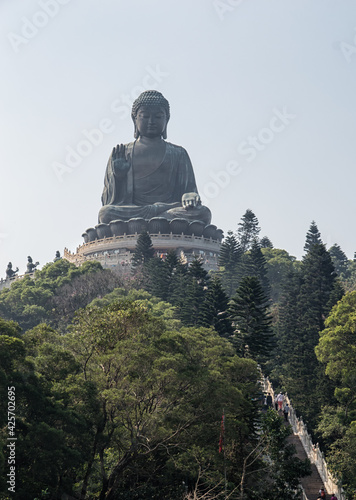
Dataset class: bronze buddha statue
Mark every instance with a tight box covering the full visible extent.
[98,90,211,225]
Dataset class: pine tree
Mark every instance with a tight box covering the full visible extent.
[177,257,209,326]
[229,276,274,369]
[144,257,171,301]
[329,244,350,277]
[244,239,271,299]
[275,243,343,427]
[199,277,233,338]
[260,236,273,248]
[131,232,155,270]
[218,231,243,297]
[304,221,322,253]
[237,209,261,252]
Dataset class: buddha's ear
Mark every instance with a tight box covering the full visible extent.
[134,123,140,139]
[162,123,167,140]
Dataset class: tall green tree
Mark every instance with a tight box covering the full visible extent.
[261,248,298,303]
[275,243,343,426]
[131,231,155,270]
[229,276,274,369]
[218,231,243,297]
[199,276,233,338]
[237,209,261,252]
[260,236,273,248]
[178,257,209,326]
[65,300,260,500]
[315,291,356,494]
[245,239,271,299]
[329,243,350,278]
[304,220,322,253]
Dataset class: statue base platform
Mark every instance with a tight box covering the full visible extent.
[64,232,221,272]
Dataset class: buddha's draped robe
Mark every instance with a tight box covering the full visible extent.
[98,141,211,224]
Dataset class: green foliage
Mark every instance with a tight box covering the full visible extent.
[131,231,155,270]
[329,243,350,278]
[255,410,311,499]
[274,243,341,428]
[260,236,273,248]
[229,276,275,370]
[244,239,271,298]
[199,276,234,338]
[316,291,356,407]
[175,257,209,327]
[0,259,121,332]
[304,220,322,253]
[218,231,243,297]
[65,300,260,499]
[0,320,89,500]
[262,248,298,303]
[237,209,261,252]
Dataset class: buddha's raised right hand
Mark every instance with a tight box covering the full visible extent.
[111,144,130,176]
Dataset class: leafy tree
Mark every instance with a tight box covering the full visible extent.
[0,320,89,500]
[315,292,356,494]
[0,259,118,332]
[229,276,274,369]
[304,220,322,253]
[255,410,311,499]
[237,209,261,252]
[65,300,260,499]
[316,291,356,412]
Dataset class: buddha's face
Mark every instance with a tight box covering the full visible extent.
[135,105,167,138]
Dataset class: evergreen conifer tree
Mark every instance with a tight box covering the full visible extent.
[229,276,274,369]
[329,243,350,277]
[260,236,273,248]
[237,209,261,252]
[304,221,322,253]
[275,243,343,427]
[218,231,243,297]
[131,232,155,271]
[245,239,271,299]
[177,257,209,326]
[199,277,234,338]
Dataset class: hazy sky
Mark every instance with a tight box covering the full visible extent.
[1,0,356,276]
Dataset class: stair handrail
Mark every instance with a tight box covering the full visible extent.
[262,377,346,500]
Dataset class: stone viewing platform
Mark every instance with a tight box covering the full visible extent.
[64,227,221,272]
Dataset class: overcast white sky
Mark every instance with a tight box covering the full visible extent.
[1,0,356,276]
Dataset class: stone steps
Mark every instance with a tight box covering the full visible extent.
[287,432,328,499]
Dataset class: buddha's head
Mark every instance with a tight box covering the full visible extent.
[131,90,170,139]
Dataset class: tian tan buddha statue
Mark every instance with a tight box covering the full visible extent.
[98,90,211,225]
